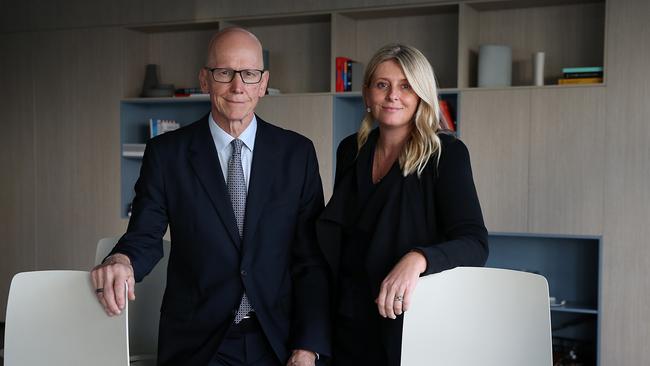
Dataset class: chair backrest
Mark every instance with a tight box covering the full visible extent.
[4,270,129,366]
[401,267,552,366]
[96,237,170,363]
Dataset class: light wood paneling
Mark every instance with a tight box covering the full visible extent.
[460,89,530,232]
[331,13,357,92]
[147,28,217,91]
[601,0,650,364]
[123,29,150,98]
[241,21,331,93]
[457,3,479,88]
[351,11,459,88]
[1,0,459,32]
[475,2,605,86]
[33,28,126,271]
[0,33,36,321]
[256,95,334,200]
[528,86,605,235]
[32,30,79,270]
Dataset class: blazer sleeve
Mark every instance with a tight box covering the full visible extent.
[414,136,489,275]
[289,141,332,357]
[110,139,168,282]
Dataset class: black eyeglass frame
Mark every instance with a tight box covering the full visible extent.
[204,67,266,84]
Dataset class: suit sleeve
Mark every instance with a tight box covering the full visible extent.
[110,140,168,282]
[414,137,489,275]
[289,142,331,357]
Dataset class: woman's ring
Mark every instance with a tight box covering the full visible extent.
[394,295,404,302]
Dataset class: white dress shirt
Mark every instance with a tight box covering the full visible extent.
[208,113,257,189]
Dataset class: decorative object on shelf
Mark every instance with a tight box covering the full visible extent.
[533,51,545,86]
[141,64,175,97]
[549,296,567,307]
[558,66,604,85]
[478,44,512,87]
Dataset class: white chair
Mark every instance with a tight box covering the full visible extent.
[96,237,170,366]
[401,267,552,366]
[3,270,129,366]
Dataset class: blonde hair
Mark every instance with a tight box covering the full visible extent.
[357,43,443,177]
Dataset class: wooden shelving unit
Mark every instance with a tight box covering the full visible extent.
[119,2,607,363]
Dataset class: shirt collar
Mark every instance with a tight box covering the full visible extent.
[208,113,257,154]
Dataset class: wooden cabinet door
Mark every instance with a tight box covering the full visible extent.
[529,86,606,235]
[460,89,531,233]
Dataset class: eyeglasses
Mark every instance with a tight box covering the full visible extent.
[204,67,265,84]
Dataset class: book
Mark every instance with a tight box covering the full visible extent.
[564,71,603,79]
[348,61,364,92]
[335,57,350,92]
[558,77,603,85]
[562,66,603,74]
[149,119,180,138]
[438,100,456,132]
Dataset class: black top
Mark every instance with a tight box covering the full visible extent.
[316,128,488,364]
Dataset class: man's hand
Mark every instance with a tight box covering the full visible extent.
[90,253,136,316]
[375,251,427,319]
[286,349,317,366]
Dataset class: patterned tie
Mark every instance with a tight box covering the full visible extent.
[228,139,253,323]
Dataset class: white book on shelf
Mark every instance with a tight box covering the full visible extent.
[122,143,145,158]
[149,118,180,138]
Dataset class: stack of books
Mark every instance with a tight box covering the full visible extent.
[335,57,363,92]
[558,67,603,85]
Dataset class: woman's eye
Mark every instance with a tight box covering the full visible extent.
[401,84,411,89]
[376,81,388,89]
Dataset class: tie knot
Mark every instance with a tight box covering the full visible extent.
[231,139,244,156]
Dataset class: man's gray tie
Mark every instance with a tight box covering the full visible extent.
[228,139,253,323]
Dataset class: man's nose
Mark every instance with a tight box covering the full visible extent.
[229,72,245,92]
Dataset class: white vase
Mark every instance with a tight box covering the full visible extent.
[478,44,512,87]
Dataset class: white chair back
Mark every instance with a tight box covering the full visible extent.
[96,237,170,365]
[401,267,552,366]
[4,270,129,366]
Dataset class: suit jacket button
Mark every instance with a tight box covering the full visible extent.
[240,270,247,276]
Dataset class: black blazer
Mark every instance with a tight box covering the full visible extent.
[317,130,488,363]
[111,115,330,365]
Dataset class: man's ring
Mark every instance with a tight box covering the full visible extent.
[394,295,404,302]
[95,288,104,294]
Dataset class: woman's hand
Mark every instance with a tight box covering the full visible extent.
[375,251,427,319]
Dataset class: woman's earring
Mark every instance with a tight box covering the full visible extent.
[366,107,371,113]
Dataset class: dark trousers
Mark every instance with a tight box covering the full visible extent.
[332,313,388,366]
[210,315,281,366]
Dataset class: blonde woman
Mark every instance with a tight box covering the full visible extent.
[317,44,488,365]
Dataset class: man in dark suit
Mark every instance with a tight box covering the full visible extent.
[91,27,330,366]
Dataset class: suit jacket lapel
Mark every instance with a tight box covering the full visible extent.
[242,117,276,257]
[188,117,241,250]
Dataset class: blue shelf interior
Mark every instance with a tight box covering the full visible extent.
[120,100,211,217]
[486,233,600,365]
